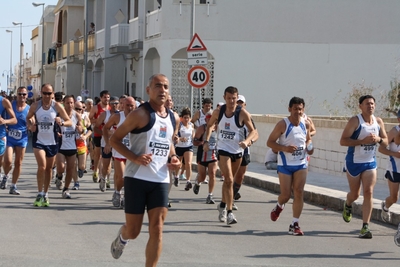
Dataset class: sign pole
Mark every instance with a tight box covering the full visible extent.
[189,0,195,113]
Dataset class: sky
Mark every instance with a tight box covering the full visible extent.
[0,0,57,91]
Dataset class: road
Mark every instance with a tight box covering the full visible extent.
[1,146,400,267]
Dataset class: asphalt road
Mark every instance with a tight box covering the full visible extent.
[1,147,400,267]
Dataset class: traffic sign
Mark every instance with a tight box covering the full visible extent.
[187,66,210,88]
[187,33,208,66]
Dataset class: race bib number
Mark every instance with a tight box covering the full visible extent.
[8,129,22,140]
[360,144,376,155]
[64,131,76,139]
[220,130,235,140]
[291,146,305,161]
[38,122,53,133]
[149,141,169,162]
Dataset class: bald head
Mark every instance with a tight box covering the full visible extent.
[124,96,136,112]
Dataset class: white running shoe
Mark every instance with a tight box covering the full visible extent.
[217,205,227,222]
[381,201,391,223]
[227,212,237,225]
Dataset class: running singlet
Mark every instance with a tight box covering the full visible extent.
[112,112,130,159]
[387,125,400,173]
[0,96,7,138]
[34,100,58,146]
[345,114,380,164]
[194,109,210,128]
[60,111,78,150]
[101,110,118,148]
[124,102,175,183]
[277,117,307,166]
[217,105,244,154]
[176,122,194,148]
[7,101,29,143]
[94,103,110,137]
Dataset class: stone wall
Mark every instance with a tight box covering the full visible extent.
[250,115,396,180]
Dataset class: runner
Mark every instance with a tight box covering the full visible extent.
[89,90,110,182]
[203,86,256,225]
[55,95,83,199]
[96,96,119,191]
[340,94,387,239]
[193,111,218,204]
[26,84,72,207]
[103,96,136,207]
[267,96,314,236]
[109,74,180,264]
[1,86,26,194]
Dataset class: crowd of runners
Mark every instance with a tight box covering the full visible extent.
[1,75,400,266]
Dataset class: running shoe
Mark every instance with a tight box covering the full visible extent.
[92,172,99,183]
[173,177,179,187]
[232,203,238,211]
[359,225,372,239]
[55,176,64,190]
[42,196,50,207]
[112,192,121,207]
[203,178,209,184]
[100,177,106,192]
[217,205,227,222]
[342,202,352,223]
[206,195,215,204]
[220,174,224,181]
[110,227,126,259]
[193,183,200,194]
[78,169,84,178]
[9,185,20,195]
[179,174,186,180]
[227,212,237,225]
[234,192,241,200]
[270,204,283,221]
[72,182,80,190]
[289,222,304,236]
[0,175,8,189]
[106,178,111,189]
[381,201,391,223]
[184,181,192,191]
[62,189,71,199]
[394,223,400,246]
[33,194,43,207]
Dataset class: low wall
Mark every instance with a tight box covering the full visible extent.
[250,115,395,181]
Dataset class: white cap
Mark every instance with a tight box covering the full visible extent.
[237,95,246,103]
[76,96,83,102]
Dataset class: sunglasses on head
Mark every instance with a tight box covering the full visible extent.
[18,93,27,96]
[42,92,52,96]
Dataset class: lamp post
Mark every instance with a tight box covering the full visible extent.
[5,30,12,93]
[12,21,22,87]
[32,2,45,85]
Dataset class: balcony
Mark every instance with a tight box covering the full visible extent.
[109,23,130,54]
[62,43,67,59]
[96,29,105,51]
[146,8,162,38]
[129,17,142,52]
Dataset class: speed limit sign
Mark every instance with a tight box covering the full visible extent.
[187,66,210,88]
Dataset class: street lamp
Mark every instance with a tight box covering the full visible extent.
[5,30,12,94]
[32,2,45,85]
[12,21,22,87]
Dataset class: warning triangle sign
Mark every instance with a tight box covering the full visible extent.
[187,33,207,52]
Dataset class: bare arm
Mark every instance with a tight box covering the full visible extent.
[193,125,206,146]
[55,103,72,127]
[239,110,256,149]
[267,119,297,153]
[94,112,106,135]
[2,98,17,125]
[103,113,119,153]
[378,127,400,157]
[89,105,98,124]
[203,109,219,152]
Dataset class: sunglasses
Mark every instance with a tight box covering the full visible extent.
[42,92,53,96]
[82,106,86,109]
[110,102,119,105]
[18,93,27,96]
[75,108,82,111]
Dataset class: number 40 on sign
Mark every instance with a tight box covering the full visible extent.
[187,66,210,88]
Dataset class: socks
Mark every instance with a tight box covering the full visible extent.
[233,182,241,196]
[120,234,128,245]
[220,202,226,208]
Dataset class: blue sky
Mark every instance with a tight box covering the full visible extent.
[0,0,57,91]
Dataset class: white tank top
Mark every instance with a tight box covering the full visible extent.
[345,114,379,164]
[112,112,130,159]
[101,110,114,148]
[124,103,175,183]
[277,117,307,166]
[217,107,244,154]
[176,122,194,148]
[387,126,400,173]
[60,111,78,150]
[35,101,58,146]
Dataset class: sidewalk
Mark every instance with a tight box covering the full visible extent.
[192,161,400,226]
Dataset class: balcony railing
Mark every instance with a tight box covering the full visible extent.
[96,29,105,50]
[69,39,77,57]
[88,34,95,51]
[78,36,84,55]
[129,17,139,43]
[146,8,162,38]
[62,43,68,59]
[110,23,129,46]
